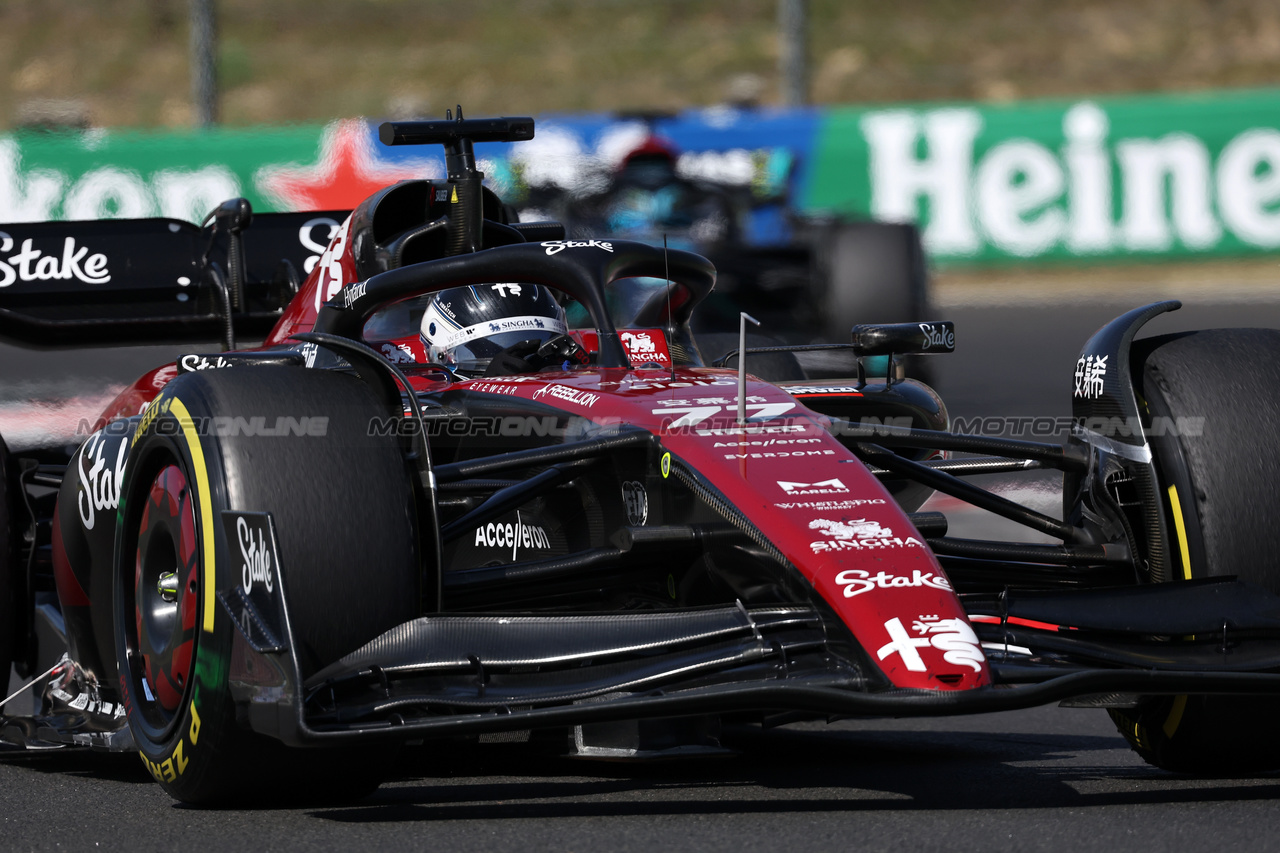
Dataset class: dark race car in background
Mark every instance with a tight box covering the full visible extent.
[514,112,930,366]
[2,115,1280,805]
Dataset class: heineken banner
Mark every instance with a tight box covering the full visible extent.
[4,87,1280,266]
[808,88,1280,265]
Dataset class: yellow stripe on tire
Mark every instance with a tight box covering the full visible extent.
[1162,694,1188,739]
[1163,488,1192,743]
[1167,484,1193,582]
[168,398,218,634]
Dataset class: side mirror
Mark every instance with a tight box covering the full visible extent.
[850,321,954,356]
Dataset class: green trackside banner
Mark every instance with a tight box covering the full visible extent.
[5,88,1280,265]
[805,88,1280,265]
[0,121,372,226]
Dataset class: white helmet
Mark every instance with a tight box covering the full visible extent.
[420,282,567,375]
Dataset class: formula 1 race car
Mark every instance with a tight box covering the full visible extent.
[529,120,929,350]
[3,114,1280,805]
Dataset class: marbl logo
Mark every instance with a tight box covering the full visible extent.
[778,478,846,494]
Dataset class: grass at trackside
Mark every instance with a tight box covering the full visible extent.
[3,0,1280,130]
[933,257,1280,306]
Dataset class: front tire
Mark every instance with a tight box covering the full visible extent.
[1109,328,1280,773]
[114,366,419,803]
[0,437,17,695]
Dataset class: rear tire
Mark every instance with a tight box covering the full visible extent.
[114,366,419,804]
[810,221,929,341]
[1109,328,1280,773]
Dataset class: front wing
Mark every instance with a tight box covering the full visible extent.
[225,547,1280,747]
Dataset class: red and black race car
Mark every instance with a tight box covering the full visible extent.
[2,115,1280,804]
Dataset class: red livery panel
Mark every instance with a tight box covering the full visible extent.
[456,368,987,689]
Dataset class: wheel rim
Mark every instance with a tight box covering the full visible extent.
[130,463,199,728]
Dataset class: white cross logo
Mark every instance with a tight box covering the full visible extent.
[876,617,931,672]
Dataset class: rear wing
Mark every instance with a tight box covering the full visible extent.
[0,206,347,346]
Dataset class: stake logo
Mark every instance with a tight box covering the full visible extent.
[178,354,232,372]
[835,568,952,598]
[237,516,274,595]
[0,233,110,286]
[541,239,614,255]
[78,432,128,531]
[918,322,955,350]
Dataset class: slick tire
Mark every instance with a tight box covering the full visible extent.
[0,436,16,693]
[1109,328,1280,773]
[114,366,418,804]
[811,221,929,341]
[697,332,806,382]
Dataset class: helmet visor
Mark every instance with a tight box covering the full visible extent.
[432,315,568,374]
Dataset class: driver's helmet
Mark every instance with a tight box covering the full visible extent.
[618,135,681,190]
[419,282,567,375]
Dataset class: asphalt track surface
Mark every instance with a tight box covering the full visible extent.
[4,292,1280,851]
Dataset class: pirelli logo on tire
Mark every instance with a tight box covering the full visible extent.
[132,395,172,447]
[140,700,202,784]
